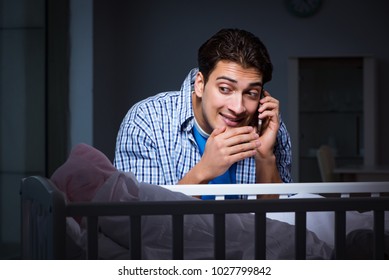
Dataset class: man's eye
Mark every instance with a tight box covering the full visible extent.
[219,87,231,94]
[247,91,259,98]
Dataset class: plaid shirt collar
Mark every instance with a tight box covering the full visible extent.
[178,68,198,133]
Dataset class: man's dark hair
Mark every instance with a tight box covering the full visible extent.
[198,28,273,85]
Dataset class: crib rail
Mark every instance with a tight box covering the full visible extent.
[67,198,389,260]
[162,181,389,198]
[21,176,389,260]
[20,176,67,259]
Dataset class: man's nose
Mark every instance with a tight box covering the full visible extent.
[228,94,246,114]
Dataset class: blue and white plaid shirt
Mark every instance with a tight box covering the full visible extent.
[114,68,292,185]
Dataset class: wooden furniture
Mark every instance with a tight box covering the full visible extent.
[333,165,389,182]
[21,176,389,260]
[316,145,339,182]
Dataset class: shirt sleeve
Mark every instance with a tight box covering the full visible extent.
[274,119,293,183]
[113,110,168,185]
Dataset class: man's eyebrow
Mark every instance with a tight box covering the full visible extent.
[216,76,238,83]
[248,81,263,87]
[216,76,263,87]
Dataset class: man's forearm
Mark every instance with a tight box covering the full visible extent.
[255,154,282,183]
[255,154,282,199]
[178,163,212,185]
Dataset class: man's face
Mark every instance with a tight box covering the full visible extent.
[194,60,263,134]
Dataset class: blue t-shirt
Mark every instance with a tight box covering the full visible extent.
[192,122,239,200]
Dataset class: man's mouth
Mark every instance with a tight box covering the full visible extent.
[220,113,244,127]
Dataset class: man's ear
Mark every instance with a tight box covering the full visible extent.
[194,72,205,98]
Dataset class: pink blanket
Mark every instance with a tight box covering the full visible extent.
[51,143,119,203]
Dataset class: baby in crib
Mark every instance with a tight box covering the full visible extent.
[51,143,388,259]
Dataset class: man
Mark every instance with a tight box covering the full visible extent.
[114,28,292,196]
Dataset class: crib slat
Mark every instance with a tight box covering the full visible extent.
[86,216,98,259]
[130,215,142,259]
[214,214,226,259]
[172,215,184,259]
[31,204,39,258]
[334,211,346,259]
[295,212,306,260]
[373,210,385,259]
[255,212,266,260]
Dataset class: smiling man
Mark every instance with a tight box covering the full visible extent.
[114,28,292,198]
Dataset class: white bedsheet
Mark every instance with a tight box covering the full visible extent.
[56,144,387,259]
[67,172,332,259]
[267,193,389,248]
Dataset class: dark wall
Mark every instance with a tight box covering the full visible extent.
[92,0,281,161]
[93,0,389,163]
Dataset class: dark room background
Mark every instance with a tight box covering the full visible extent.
[1,0,389,258]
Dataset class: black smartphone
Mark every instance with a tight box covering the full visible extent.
[257,89,265,134]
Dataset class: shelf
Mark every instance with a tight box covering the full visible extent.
[0,27,44,30]
[300,110,362,114]
[288,56,376,182]
[300,156,363,160]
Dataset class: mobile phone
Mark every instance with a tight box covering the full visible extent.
[257,89,265,134]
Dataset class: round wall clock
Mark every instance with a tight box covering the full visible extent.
[285,0,322,18]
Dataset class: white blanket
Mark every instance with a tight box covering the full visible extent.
[68,171,332,259]
[267,193,389,248]
[57,144,386,259]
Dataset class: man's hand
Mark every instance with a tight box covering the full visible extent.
[199,126,260,181]
[255,90,280,159]
[179,126,260,184]
[254,90,283,184]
